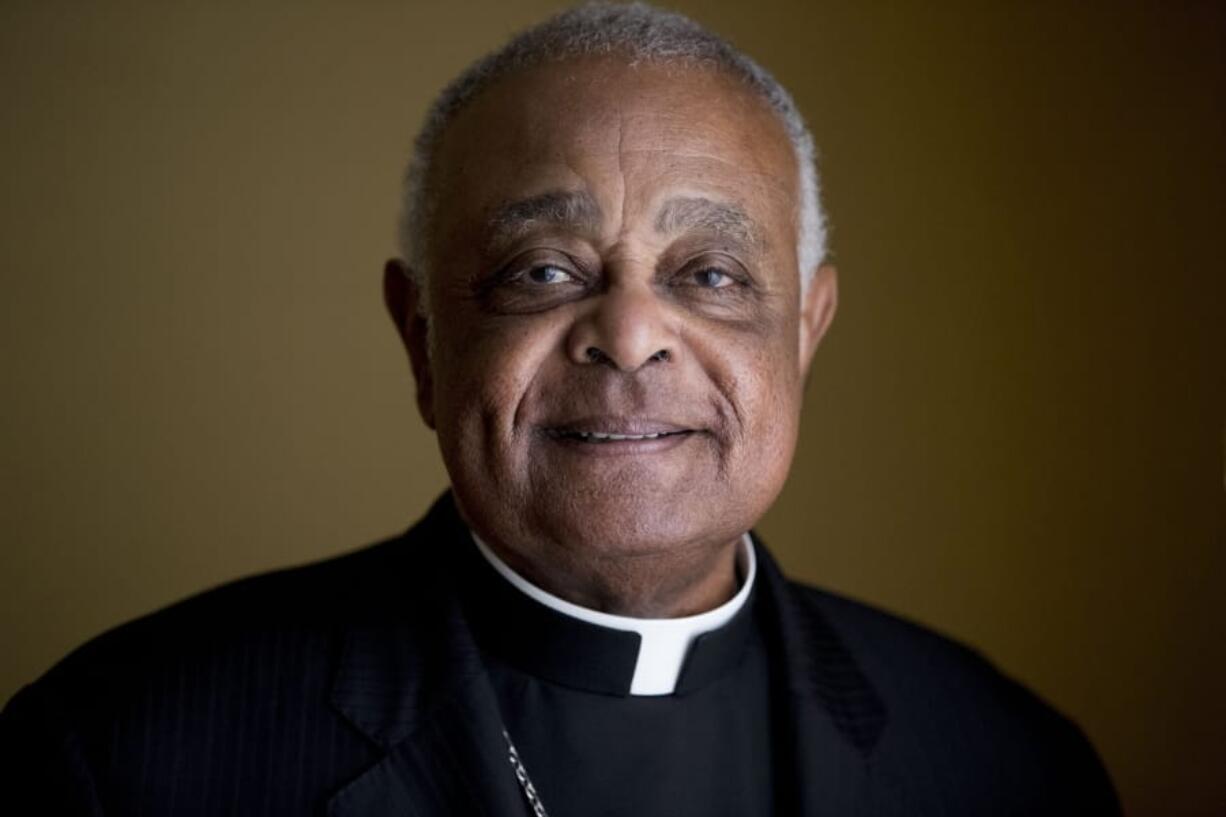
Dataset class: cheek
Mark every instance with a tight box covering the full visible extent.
[703,322,804,472]
[432,312,566,449]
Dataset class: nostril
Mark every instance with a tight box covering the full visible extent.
[583,346,669,367]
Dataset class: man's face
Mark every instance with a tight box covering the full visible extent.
[393,57,835,593]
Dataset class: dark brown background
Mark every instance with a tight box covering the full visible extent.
[2,2,1223,814]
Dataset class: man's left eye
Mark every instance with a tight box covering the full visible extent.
[692,268,735,288]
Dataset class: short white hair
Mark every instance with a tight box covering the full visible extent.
[398,1,827,302]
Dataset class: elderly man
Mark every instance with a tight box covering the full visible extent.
[1,3,1119,815]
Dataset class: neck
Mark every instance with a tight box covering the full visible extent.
[466,529,758,696]
[479,535,742,618]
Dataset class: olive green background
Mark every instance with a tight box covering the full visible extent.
[2,1,1223,813]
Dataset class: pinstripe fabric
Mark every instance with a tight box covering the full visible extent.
[775,577,1121,816]
[1,492,1120,815]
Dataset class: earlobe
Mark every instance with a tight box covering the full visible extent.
[798,263,838,373]
[383,259,436,429]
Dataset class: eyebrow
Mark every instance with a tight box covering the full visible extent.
[483,190,603,252]
[481,190,766,255]
[654,196,766,253]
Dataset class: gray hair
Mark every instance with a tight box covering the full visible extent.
[398,1,827,303]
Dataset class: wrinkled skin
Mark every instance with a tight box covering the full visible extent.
[385,56,837,616]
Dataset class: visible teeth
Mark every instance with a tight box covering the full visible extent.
[568,431,669,441]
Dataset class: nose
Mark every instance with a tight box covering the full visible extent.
[566,283,676,372]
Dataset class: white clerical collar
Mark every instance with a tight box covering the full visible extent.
[470,532,757,696]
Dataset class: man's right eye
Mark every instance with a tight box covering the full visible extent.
[523,264,575,285]
[479,255,588,314]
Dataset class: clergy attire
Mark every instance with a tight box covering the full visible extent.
[466,531,774,815]
[0,492,1121,815]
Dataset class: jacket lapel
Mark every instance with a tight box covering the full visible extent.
[753,537,890,815]
[326,495,527,817]
[328,671,524,817]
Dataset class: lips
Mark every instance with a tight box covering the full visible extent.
[545,428,692,443]
[540,417,700,444]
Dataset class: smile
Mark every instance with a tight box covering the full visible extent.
[546,429,692,443]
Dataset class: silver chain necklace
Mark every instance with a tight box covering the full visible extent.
[502,728,551,817]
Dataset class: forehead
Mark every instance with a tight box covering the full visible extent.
[427,56,798,244]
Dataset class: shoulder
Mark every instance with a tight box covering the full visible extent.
[789,577,1076,737]
[3,520,439,731]
[0,524,441,804]
[4,493,470,733]
[785,579,1120,812]
[790,579,1013,697]
[48,531,411,681]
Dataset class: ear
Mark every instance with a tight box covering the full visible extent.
[798,263,838,374]
[383,259,436,429]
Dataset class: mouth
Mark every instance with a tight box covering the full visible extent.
[544,428,693,444]
[539,418,702,453]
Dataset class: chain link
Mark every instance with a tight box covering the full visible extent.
[502,728,550,817]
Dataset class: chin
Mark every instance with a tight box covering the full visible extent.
[537,491,746,558]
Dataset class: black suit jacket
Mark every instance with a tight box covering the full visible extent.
[1,493,1120,815]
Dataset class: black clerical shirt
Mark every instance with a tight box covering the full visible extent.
[458,536,777,816]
